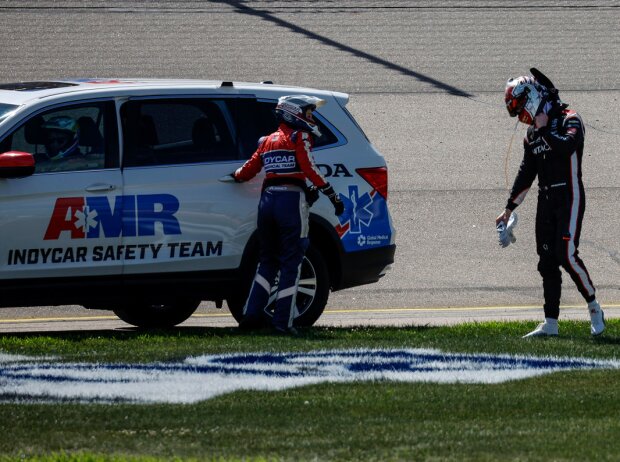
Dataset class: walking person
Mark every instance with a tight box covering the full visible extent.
[230,95,344,335]
[497,69,605,337]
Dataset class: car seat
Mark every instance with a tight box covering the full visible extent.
[192,117,216,155]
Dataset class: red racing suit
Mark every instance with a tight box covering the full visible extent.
[234,123,328,190]
[506,106,596,319]
[233,123,330,330]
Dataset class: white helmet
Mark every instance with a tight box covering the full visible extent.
[275,95,326,138]
[504,76,548,125]
[42,115,80,160]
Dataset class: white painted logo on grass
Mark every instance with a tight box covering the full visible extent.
[1,349,618,404]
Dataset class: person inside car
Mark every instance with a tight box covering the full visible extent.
[42,115,81,161]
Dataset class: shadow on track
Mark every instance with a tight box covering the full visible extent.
[215,0,473,97]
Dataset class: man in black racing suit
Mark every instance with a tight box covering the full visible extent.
[497,71,605,338]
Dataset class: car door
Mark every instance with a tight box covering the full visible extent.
[119,96,262,277]
[0,100,123,282]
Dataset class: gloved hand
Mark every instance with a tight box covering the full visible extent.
[332,195,345,216]
[497,211,518,248]
[305,186,320,206]
[218,172,241,183]
[320,184,345,216]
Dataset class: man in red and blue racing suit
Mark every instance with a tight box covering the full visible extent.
[497,70,604,338]
[232,95,344,335]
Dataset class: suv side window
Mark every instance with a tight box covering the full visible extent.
[0,101,118,174]
[121,99,238,167]
[235,99,340,159]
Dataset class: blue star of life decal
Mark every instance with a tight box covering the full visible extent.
[339,185,374,234]
[336,185,392,251]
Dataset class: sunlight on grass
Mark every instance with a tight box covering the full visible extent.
[1,321,618,461]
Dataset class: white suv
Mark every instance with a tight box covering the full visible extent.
[0,79,395,327]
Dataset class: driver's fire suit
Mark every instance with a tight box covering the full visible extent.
[506,106,596,319]
[233,123,329,330]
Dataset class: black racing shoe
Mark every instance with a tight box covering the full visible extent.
[238,315,263,331]
[272,325,299,337]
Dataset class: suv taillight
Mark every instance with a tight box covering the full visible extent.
[356,167,388,200]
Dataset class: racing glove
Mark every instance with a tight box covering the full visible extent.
[497,212,518,248]
[218,173,239,183]
[305,185,320,206]
[320,184,344,216]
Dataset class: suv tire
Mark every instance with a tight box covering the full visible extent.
[227,243,330,327]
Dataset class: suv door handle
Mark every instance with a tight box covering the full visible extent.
[85,183,117,192]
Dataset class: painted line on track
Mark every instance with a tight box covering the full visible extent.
[322,304,620,314]
[0,303,619,324]
[0,315,120,324]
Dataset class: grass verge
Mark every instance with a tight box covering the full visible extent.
[0,320,619,461]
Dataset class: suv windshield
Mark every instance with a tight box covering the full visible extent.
[0,103,18,123]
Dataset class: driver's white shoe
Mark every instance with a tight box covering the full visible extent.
[523,319,559,338]
[589,301,605,336]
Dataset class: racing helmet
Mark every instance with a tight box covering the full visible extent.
[275,95,326,138]
[42,115,80,160]
[504,75,548,125]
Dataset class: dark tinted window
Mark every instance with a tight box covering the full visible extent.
[120,97,341,166]
[235,99,275,159]
[0,101,118,173]
[122,99,238,167]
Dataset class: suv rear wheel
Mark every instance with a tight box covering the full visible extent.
[113,299,201,328]
[227,243,330,327]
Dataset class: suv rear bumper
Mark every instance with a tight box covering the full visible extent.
[336,244,395,290]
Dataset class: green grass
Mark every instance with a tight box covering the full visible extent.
[1,320,619,461]
[1,320,619,362]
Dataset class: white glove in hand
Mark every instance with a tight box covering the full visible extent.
[497,212,518,248]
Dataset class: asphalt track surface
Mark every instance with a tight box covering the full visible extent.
[0,0,618,332]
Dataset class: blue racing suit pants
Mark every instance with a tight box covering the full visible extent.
[243,186,310,329]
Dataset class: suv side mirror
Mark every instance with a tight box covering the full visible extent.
[0,151,35,178]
